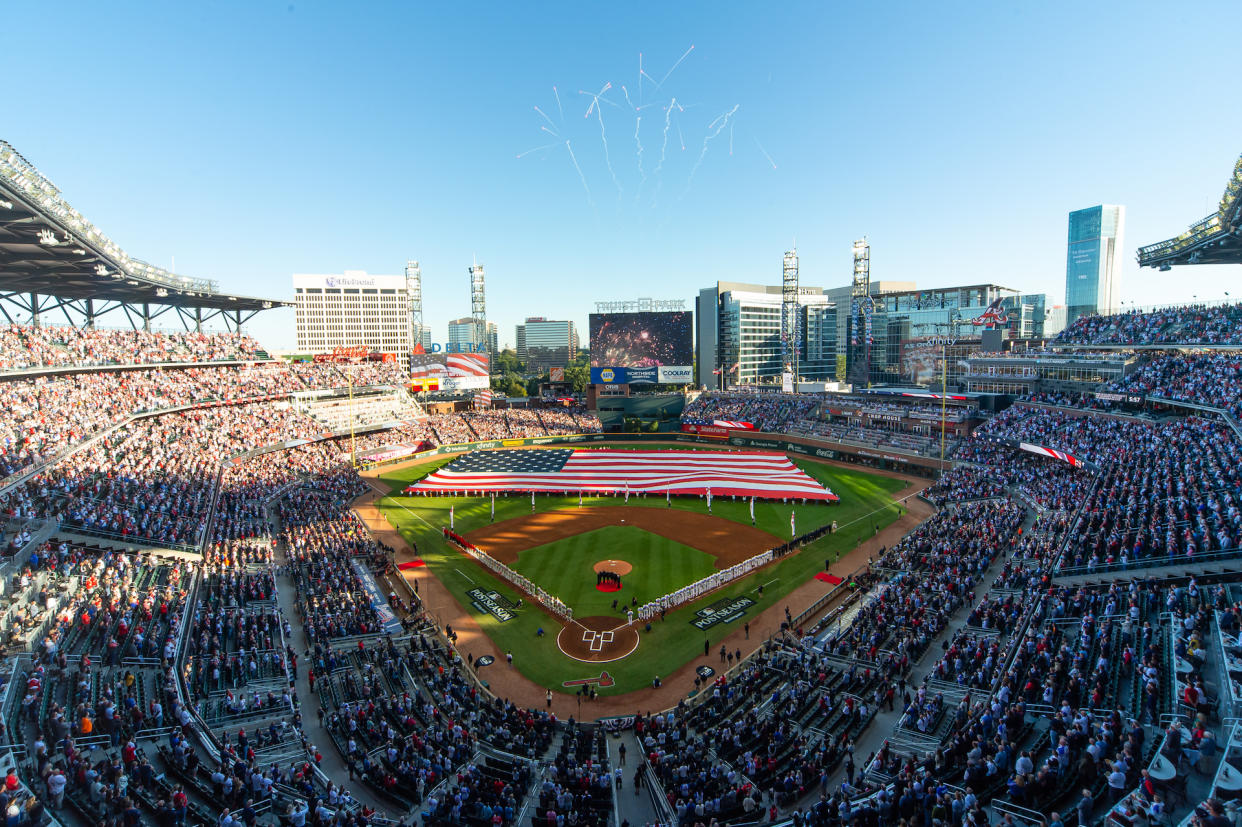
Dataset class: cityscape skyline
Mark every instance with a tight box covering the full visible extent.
[3,1,1240,352]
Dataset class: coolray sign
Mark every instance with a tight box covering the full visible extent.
[691,595,756,630]
[466,588,518,623]
[657,366,693,383]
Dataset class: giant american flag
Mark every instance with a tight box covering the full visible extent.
[404,448,838,501]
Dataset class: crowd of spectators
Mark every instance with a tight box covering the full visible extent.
[1055,301,1242,346]
[682,392,820,431]
[0,324,264,372]
[923,467,1006,505]
[827,501,1025,665]
[1112,351,1242,419]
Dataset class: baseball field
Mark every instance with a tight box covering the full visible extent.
[372,446,909,696]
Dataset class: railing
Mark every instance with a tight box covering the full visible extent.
[1056,544,1242,578]
[991,800,1047,826]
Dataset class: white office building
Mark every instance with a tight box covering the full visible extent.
[293,271,412,355]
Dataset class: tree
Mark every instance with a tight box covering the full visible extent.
[565,365,589,393]
[493,348,526,376]
[492,372,526,397]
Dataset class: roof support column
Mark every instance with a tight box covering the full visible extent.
[85,299,96,329]
[142,303,151,332]
[195,307,202,333]
[30,292,38,328]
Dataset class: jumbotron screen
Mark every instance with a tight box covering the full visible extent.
[589,311,693,384]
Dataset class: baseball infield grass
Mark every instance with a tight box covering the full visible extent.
[511,527,718,618]
[373,452,908,696]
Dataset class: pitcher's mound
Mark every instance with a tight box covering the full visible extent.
[557,616,640,663]
[592,559,633,575]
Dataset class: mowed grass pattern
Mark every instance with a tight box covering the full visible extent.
[375,447,909,694]
[511,526,718,619]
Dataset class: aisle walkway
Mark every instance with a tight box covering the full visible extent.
[607,732,662,827]
[799,501,1042,805]
[265,501,396,818]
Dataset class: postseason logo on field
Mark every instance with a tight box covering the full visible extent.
[690,595,756,630]
[467,588,519,623]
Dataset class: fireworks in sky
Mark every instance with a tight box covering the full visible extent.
[517,44,776,215]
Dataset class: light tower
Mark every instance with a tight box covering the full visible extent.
[405,260,423,354]
[781,249,799,386]
[848,238,871,388]
[469,262,487,355]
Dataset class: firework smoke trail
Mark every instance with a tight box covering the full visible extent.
[634,115,646,184]
[540,125,559,138]
[685,104,740,191]
[621,86,635,110]
[755,138,777,169]
[534,106,558,132]
[553,86,564,122]
[594,98,623,195]
[658,44,695,86]
[677,122,685,151]
[564,140,593,205]
[653,97,677,176]
[516,141,560,159]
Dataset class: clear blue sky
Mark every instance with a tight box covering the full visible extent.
[6,0,1240,350]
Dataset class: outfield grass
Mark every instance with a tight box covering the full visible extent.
[374,450,908,695]
[511,526,718,618]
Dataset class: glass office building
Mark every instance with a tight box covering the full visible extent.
[1066,205,1125,326]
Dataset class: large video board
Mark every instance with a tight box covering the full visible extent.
[589,311,693,384]
[411,351,490,391]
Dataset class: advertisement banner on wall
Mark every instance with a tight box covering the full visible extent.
[900,338,942,385]
[782,372,794,393]
[657,366,693,383]
[549,367,565,383]
[680,423,730,438]
[590,366,661,385]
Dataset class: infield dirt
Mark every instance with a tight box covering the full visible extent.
[461,506,781,568]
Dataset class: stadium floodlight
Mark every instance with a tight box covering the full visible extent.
[95,264,109,276]
[0,199,12,209]
[37,228,59,245]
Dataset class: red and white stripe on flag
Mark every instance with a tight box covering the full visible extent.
[1018,442,1083,467]
[407,448,839,501]
[712,420,756,430]
[474,390,494,409]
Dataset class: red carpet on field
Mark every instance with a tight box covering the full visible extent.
[596,582,622,593]
[814,572,843,585]
[398,560,426,570]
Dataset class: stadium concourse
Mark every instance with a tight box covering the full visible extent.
[0,303,1241,827]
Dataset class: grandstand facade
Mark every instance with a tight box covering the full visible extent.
[1138,152,1242,268]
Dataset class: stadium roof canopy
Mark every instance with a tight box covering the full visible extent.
[1137,153,1242,269]
[0,140,288,330]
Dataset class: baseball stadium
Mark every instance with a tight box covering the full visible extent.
[2,7,1242,827]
